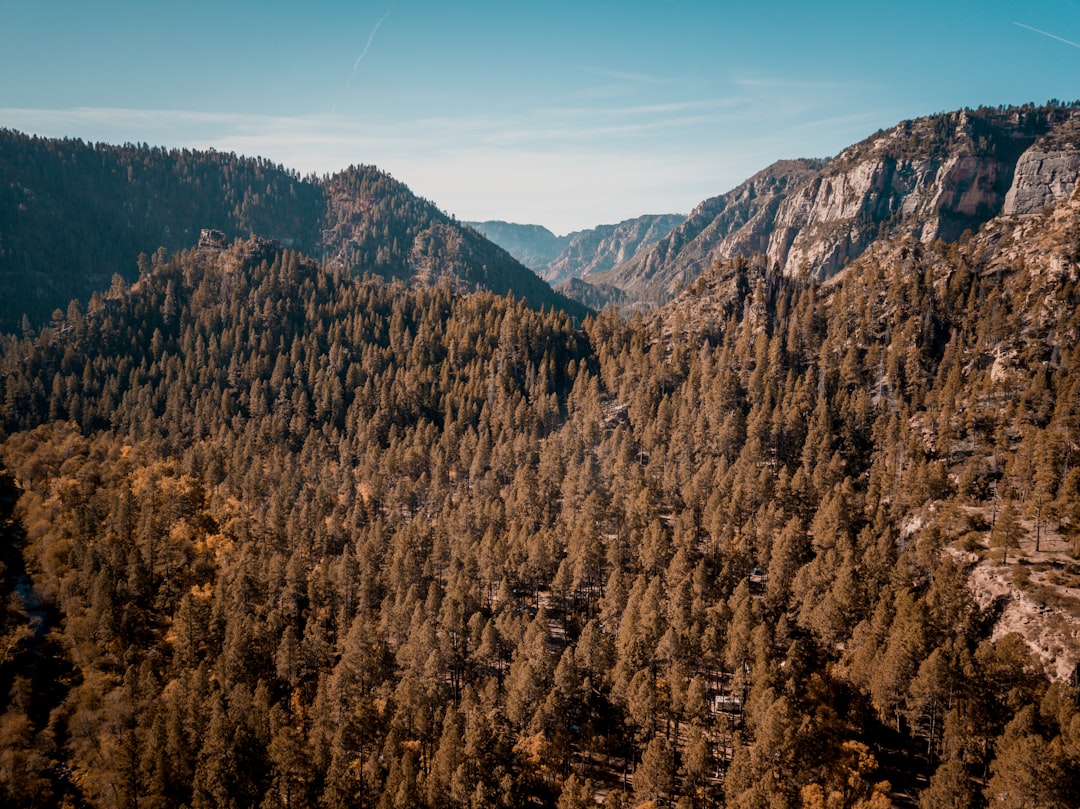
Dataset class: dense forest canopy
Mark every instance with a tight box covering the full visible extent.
[2,159,1080,809]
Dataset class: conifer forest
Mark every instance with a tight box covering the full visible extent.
[3,108,1080,809]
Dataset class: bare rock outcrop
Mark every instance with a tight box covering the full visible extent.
[775,143,1015,279]
[1003,116,1080,216]
[592,160,821,301]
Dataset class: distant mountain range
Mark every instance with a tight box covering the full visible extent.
[467,214,685,286]
[592,104,1080,304]
[472,104,1080,309]
[3,103,1079,332]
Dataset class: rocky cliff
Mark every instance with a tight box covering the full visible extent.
[592,160,822,303]
[598,104,1080,304]
[1003,114,1080,216]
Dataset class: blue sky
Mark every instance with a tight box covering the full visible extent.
[2,1,1078,234]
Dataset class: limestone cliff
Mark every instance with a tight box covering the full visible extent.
[1003,115,1080,216]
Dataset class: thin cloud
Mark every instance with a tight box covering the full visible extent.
[731,76,849,91]
[0,106,259,129]
[1013,21,1080,50]
[333,0,399,111]
[484,116,719,146]
[548,97,747,119]
[587,68,671,85]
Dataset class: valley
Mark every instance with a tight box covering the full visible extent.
[2,102,1080,808]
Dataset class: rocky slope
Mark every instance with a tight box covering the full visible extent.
[543,214,686,285]
[599,104,1080,305]
[660,175,1080,681]
[592,160,822,304]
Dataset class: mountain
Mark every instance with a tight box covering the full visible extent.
[0,131,584,334]
[469,213,685,285]
[656,169,1080,681]
[0,130,326,333]
[319,167,586,316]
[543,214,686,285]
[592,159,823,305]
[464,220,568,270]
[554,276,630,311]
[5,155,1080,807]
[598,103,1080,304]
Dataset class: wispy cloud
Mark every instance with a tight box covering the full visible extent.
[731,75,850,91]
[587,68,672,85]
[1,106,258,129]
[1012,21,1080,50]
[333,0,399,111]
[553,97,747,119]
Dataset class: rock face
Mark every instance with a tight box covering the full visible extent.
[1003,115,1080,216]
[598,105,1080,304]
[598,161,822,303]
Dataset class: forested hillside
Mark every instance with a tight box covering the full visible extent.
[0,130,326,333]
[2,165,1080,809]
[322,168,580,315]
[0,132,581,335]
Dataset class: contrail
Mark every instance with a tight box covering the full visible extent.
[1013,21,1080,50]
[332,0,399,111]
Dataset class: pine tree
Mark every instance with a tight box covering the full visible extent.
[919,758,973,809]
[984,705,1065,809]
[991,499,1023,565]
[634,735,675,806]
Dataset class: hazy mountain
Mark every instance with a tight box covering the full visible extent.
[544,214,686,285]
[465,221,569,270]
[469,213,685,285]
[0,132,584,334]
[598,103,1080,304]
